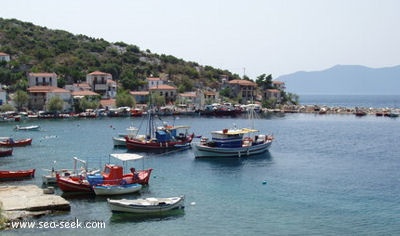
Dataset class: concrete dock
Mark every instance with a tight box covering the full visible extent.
[0,185,70,221]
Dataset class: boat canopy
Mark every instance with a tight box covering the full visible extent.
[212,128,259,135]
[110,153,143,161]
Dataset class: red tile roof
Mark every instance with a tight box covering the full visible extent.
[28,72,57,77]
[149,84,176,90]
[130,91,149,95]
[228,79,256,86]
[71,90,100,96]
[27,86,57,93]
[147,77,162,81]
[88,71,111,76]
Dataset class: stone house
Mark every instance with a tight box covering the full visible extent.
[86,71,116,98]
[227,79,257,103]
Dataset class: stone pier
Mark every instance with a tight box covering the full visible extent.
[0,185,70,221]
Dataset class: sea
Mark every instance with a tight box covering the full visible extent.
[1,95,400,236]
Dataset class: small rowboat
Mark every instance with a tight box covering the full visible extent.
[107,195,185,213]
[0,148,13,157]
[15,125,40,131]
[93,183,142,196]
[0,169,35,180]
[0,137,32,147]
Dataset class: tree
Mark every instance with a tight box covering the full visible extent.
[116,90,135,107]
[0,104,15,112]
[46,96,64,112]
[256,74,273,89]
[13,90,29,111]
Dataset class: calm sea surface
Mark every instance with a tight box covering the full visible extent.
[1,96,400,235]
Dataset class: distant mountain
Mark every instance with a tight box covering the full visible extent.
[276,65,400,95]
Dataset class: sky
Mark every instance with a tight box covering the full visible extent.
[1,0,400,79]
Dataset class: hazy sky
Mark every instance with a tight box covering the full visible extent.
[1,0,399,79]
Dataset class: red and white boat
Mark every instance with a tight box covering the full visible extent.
[0,137,32,147]
[0,169,35,180]
[56,157,96,193]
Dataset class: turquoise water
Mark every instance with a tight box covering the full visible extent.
[1,113,400,235]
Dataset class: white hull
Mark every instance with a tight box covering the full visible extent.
[93,184,142,196]
[107,196,185,213]
[194,141,272,158]
[112,137,126,146]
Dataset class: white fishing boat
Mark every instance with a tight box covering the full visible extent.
[107,195,185,213]
[112,126,139,147]
[93,183,142,196]
[194,106,273,158]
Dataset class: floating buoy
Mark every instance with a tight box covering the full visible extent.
[262,180,267,185]
[190,202,196,206]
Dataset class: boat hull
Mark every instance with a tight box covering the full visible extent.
[0,169,35,180]
[0,138,32,147]
[93,183,142,196]
[194,141,272,158]
[0,148,13,157]
[107,196,185,213]
[125,136,193,150]
[57,176,93,192]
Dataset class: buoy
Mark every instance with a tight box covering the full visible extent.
[190,202,196,206]
[262,180,267,185]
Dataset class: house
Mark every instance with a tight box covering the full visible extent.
[27,86,71,111]
[149,84,177,104]
[264,89,282,104]
[28,72,58,87]
[272,80,286,90]
[147,77,165,89]
[227,79,257,103]
[0,52,10,62]
[86,71,116,98]
[129,91,149,104]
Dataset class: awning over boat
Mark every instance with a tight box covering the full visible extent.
[110,153,143,161]
[212,128,259,135]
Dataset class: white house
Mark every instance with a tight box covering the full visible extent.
[0,52,10,62]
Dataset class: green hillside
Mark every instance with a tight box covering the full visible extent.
[0,18,241,92]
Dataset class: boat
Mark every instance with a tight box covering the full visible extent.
[0,148,13,157]
[125,111,194,150]
[93,183,142,196]
[112,126,139,147]
[56,157,97,193]
[107,195,185,213]
[0,169,35,180]
[194,107,273,158]
[87,153,152,195]
[14,125,40,131]
[0,137,32,147]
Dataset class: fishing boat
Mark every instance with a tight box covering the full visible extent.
[56,157,97,193]
[112,126,139,147]
[88,153,152,195]
[125,111,194,150]
[107,195,185,213]
[14,125,40,131]
[0,137,32,147]
[93,183,142,196]
[0,148,13,157]
[194,107,273,158]
[0,169,35,180]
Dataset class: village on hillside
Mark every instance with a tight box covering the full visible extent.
[0,51,290,119]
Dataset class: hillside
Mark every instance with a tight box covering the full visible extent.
[0,18,240,92]
[277,65,400,95]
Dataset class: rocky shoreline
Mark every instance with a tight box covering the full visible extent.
[275,105,400,116]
